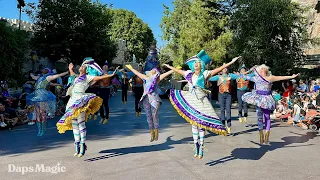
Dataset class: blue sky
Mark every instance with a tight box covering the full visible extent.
[0,0,173,47]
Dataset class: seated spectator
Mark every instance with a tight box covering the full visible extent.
[297,79,307,93]
[0,102,27,130]
[288,98,302,124]
[274,99,290,118]
[273,90,281,102]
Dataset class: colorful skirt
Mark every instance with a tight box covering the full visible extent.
[242,90,276,110]
[56,94,102,133]
[169,89,226,135]
[26,89,56,115]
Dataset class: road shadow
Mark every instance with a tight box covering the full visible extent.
[85,136,193,162]
[206,131,318,166]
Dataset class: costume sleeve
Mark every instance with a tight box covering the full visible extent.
[67,75,76,86]
[229,73,239,80]
[209,75,219,81]
[240,73,256,82]
[86,75,96,84]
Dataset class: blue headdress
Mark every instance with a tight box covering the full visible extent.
[104,60,109,66]
[185,50,211,89]
[81,57,103,76]
[144,48,159,72]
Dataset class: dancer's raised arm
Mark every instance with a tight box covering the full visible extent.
[68,63,76,76]
[47,71,69,82]
[208,56,241,77]
[160,70,174,81]
[163,64,184,76]
[267,74,300,82]
[125,65,148,80]
[93,67,119,81]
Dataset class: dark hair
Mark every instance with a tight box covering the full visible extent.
[307,103,316,110]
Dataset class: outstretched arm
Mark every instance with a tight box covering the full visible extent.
[268,74,300,82]
[208,56,241,78]
[163,64,184,76]
[46,71,69,82]
[125,65,148,80]
[93,67,120,81]
[30,73,39,81]
[160,70,174,81]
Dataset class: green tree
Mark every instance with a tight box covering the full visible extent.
[108,9,155,62]
[25,0,117,65]
[0,21,29,85]
[230,0,309,74]
[161,0,232,67]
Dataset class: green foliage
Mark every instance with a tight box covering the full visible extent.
[0,22,29,85]
[26,0,117,65]
[108,9,155,62]
[230,0,309,75]
[161,0,232,67]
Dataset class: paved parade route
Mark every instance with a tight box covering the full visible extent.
[0,92,320,180]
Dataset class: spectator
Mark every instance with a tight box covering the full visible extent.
[309,80,316,92]
[291,79,298,92]
[282,81,293,100]
[297,79,307,93]
[0,102,19,130]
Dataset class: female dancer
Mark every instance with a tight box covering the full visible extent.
[240,64,299,144]
[125,64,174,142]
[56,57,119,157]
[164,50,240,159]
[27,68,69,136]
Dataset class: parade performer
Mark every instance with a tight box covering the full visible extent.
[144,45,159,72]
[56,58,119,157]
[209,65,240,134]
[132,64,144,117]
[27,68,69,136]
[98,60,114,124]
[236,65,254,124]
[164,50,240,159]
[240,64,299,144]
[125,64,174,142]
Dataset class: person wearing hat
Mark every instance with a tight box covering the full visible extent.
[125,64,174,142]
[209,63,242,134]
[97,60,114,124]
[164,50,240,159]
[144,46,160,72]
[132,63,144,116]
[56,57,119,157]
[235,65,254,124]
[240,64,299,144]
[27,68,69,136]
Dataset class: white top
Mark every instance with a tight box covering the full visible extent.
[293,104,301,116]
[184,70,211,86]
[66,75,95,110]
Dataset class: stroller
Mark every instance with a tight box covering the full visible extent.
[302,110,320,132]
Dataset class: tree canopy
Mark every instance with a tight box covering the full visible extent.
[229,0,309,74]
[26,0,117,65]
[161,0,232,67]
[0,22,29,85]
[108,9,155,62]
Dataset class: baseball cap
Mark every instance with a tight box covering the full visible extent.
[290,79,296,83]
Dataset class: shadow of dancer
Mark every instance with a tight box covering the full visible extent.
[85,135,203,162]
[206,131,318,166]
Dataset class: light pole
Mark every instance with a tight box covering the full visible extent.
[17,0,25,30]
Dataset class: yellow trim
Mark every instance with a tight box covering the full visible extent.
[56,97,103,134]
[169,95,227,136]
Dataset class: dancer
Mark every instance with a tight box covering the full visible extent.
[27,68,69,136]
[164,50,240,159]
[98,60,114,124]
[132,64,144,117]
[236,65,254,124]
[121,70,129,104]
[125,64,174,142]
[56,57,119,157]
[209,64,240,134]
[240,64,299,144]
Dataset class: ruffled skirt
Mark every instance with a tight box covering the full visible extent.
[26,89,56,115]
[242,90,276,110]
[169,89,226,135]
[56,94,102,133]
